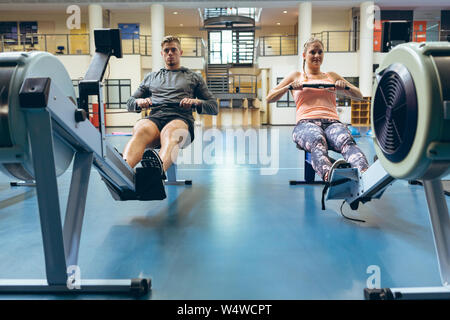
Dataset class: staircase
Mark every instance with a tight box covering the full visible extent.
[232,31,254,65]
[206,64,230,95]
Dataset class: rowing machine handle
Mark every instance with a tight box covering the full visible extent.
[138,102,199,113]
[289,83,350,90]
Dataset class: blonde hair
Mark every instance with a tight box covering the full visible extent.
[161,35,181,48]
[302,37,324,80]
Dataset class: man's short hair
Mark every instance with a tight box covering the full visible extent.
[161,35,181,48]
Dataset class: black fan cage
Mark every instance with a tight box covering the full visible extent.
[373,63,418,163]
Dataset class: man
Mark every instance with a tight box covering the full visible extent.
[124,35,218,178]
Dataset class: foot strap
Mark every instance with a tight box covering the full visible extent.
[321,178,351,211]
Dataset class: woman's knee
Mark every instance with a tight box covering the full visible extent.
[293,124,326,150]
[332,131,355,152]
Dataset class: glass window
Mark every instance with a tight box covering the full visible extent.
[72,79,131,109]
[0,22,18,45]
[105,79,131,109]
[118,23,139,40]
[19,21,38,45]
[276,77,295,108]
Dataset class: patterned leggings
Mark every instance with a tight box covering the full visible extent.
[292,119,369,181]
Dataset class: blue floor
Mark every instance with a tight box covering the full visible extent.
[0,125,448,300]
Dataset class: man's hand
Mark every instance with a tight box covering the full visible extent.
[179,98,200,109]
[136,97,152,109]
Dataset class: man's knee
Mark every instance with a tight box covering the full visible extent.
[134,120,158,139]
[161,120,190,145]
[166,128,190,146]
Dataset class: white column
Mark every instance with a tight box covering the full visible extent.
[298,2,312,71]
[261,69,269,124]
[151,4,165,71]
[359,1,375,97]
[88,4,103,56]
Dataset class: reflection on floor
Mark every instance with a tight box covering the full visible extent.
[0,125,448,300]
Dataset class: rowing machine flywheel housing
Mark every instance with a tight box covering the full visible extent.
[0,52,76,180]
[371,42,450,180]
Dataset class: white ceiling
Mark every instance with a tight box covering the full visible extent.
[0,1,448,28]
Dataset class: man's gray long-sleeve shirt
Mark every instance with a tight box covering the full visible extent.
[127,67,218,120]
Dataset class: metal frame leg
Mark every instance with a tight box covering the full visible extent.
[10,180,36,187]
[290,151,326,185]
[423,179,450,287]
[26,110,68,285]
[0,109,150,296]
[365,178,450,300]
[164,163,192,186]
[63,151,93,266]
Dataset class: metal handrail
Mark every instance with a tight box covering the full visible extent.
[0,33,90,54]
[207,73,257,95]
[373,29,447,52]
[311,30,357,52]
[203,8,256,20]
[0,32,205,57]
[121,34,204,57]
[229,74,257,95]
[259,35,298,56]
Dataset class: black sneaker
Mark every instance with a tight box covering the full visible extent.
[141,148,166,180]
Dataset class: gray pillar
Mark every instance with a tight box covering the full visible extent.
[88,4,103,56]
[261,68,268,124]
[359,1,375,97]
[151,4,165,71]
[298,2,312,70]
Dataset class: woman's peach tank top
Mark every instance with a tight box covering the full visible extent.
[292,73,339,124]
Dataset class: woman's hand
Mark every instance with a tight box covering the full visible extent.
[334,80,347,90]
[289,80,303,90]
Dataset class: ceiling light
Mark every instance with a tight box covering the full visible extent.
[283,10,287,14]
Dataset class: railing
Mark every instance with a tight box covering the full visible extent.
[373,29,448,52]
[441,29,450,42]
[259,28,450,56]
[0,33,90,54]
[259,32,356,56]
[259,35,297,56]
[230,74,257,95]
[208,73,257,95]
[121,34,204,57]
[311,31,357,52]
[204,8,256,20]
[0,33,205,57]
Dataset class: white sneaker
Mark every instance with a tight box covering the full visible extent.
[326,159,349,182]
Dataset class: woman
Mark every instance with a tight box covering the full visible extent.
[266,37,369,182]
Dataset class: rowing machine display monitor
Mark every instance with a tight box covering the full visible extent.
[94,28,122,58]
[78,29,123,114]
